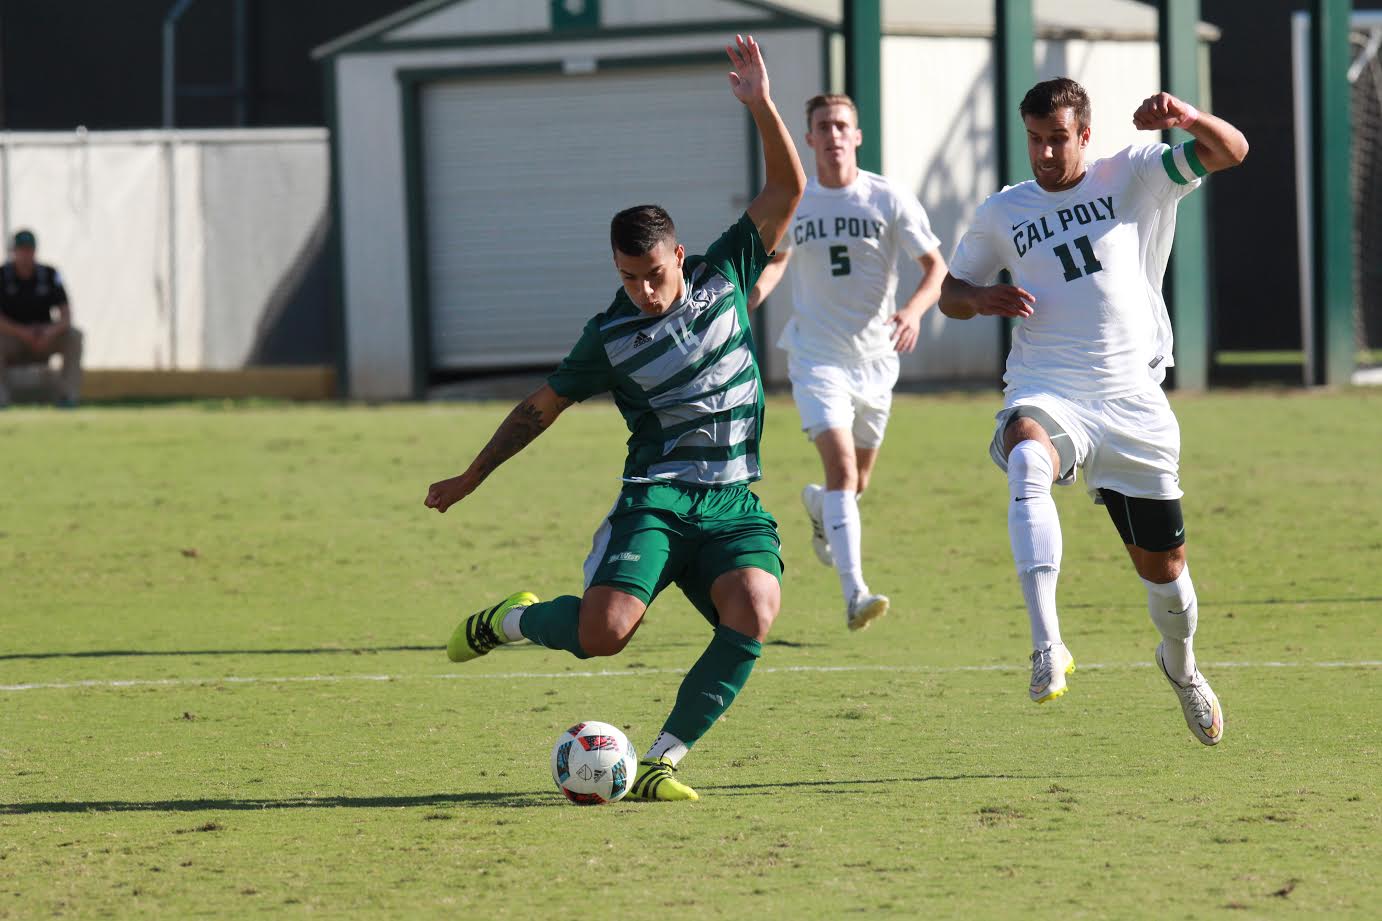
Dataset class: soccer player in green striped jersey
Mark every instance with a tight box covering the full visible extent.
[424,35,805,802]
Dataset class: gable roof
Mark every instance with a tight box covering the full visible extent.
[313,0,820,60]
[313,0,1217,60]
[750,0,1219,40]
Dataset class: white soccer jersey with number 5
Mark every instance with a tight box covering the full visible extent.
[949,142,1206,398]
[777,171,941,363]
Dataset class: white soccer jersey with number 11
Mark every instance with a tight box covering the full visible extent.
[777,171,941,363]
[948,142,1206,399]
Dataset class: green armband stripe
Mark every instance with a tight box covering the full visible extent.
[1183,139,1209,178]
[1161,147,1190,185]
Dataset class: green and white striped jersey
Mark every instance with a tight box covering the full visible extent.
[548,213,770,487]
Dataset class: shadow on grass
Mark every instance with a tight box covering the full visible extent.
[0,645,445,662]
[2,638,824,662]
[701,773,1052,795]
[0,791,559,814]
[5,775,1118,813]
[1049,596,1382,611]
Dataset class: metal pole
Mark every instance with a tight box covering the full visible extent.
[1,134,10,247]
[162,0,198,128]
[166,138,178,368]
[843,0,883,174]
[1310,0,1355,386]
[1293,13,1317,385]
[233,0,249,126]
[1159,0,1209,390]
[0,8,8,130]
[995,0,1036,188]
[995,1,1036,377]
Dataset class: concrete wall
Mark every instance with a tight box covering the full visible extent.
[0,129,329,371]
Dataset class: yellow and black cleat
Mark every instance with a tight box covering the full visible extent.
[446,591,538,663]
[627,756,699,802]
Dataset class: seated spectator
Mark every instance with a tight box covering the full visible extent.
[0,229,83,407]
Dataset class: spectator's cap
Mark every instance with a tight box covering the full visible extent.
[12,229,36,250]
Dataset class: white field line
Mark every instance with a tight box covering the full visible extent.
[1,660,1379,693]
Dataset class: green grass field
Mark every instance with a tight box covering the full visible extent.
[2,390,1380,919]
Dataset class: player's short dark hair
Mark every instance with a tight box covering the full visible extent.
[1020,77,1091,130]
[610,205,676,256]
[805,93,858,127]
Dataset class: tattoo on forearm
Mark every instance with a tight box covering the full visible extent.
[472,398,568,478]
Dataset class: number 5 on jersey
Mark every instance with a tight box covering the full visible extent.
[829,244,851,276]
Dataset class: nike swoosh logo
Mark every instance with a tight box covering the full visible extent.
[1011,221,1028,231]
[831,524,847,530]
[1173,527,1185,537]
[1014,497,1032,502]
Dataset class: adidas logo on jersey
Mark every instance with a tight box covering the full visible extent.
[632,331,654,348]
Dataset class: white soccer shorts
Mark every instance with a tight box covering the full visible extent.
[988,387,1184,501]
[788,353,899,449]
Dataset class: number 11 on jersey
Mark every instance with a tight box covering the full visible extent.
[1052,234,1103,282]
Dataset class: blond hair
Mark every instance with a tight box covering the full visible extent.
[805,93,858,127]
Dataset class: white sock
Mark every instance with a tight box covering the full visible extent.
[1144,566,1198,683]
[823,489,866,602]
[644,730,689,766]
[500,605,528,642]
[1021,570,1061,647]
[1007,440,1063,649]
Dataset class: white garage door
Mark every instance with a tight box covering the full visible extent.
[420,63,751,373]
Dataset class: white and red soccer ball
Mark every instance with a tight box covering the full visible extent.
[550,721,638,805]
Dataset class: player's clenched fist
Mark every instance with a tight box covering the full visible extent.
[973,284,1036,319]
[1133,92,1195,131]
[424,475,472,513]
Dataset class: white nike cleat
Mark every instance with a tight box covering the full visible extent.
[846,591,889,632]
[1156,642,1224,746]
[800,484,833,566]
[1029,642,1075,703]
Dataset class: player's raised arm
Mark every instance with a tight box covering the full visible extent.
[424,384,574,514]
[1133,92,1248,174]
[728,35,806,254]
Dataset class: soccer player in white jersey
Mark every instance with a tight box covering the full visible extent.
[749,93,947,631]
[939,78,1247,745]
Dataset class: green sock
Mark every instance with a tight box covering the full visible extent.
[661,624,762,747]
[518,595,589,659]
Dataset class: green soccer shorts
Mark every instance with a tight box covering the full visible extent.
[581,483,784,625]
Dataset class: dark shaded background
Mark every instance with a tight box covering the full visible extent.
[1,0,1376,361]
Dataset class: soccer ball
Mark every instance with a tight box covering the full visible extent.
[550,721,638,805]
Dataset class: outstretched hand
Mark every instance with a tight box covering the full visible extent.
[1133,92,1193,131]
[726,34,769,105]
